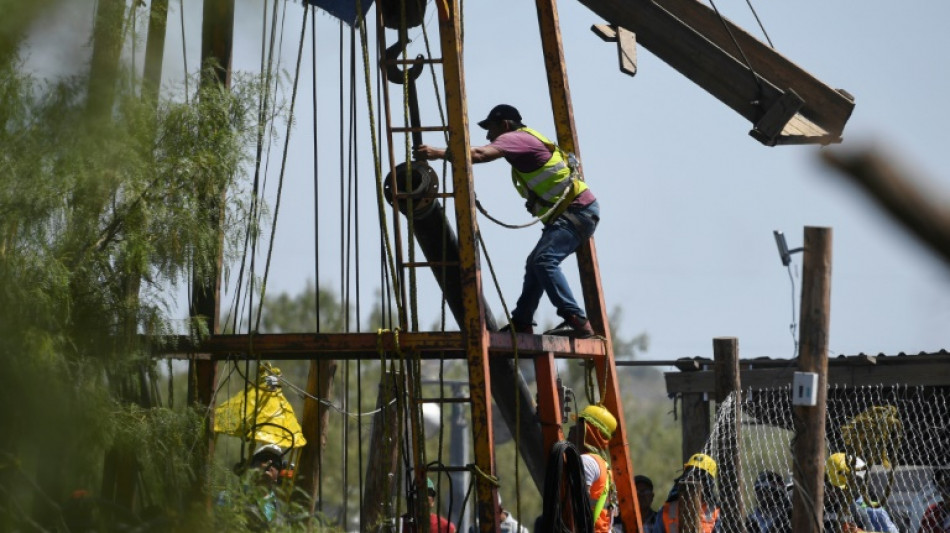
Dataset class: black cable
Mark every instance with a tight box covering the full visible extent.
[540,441,594,533]
[744,0,774,48]
[708,0,768,101]
[785,262,799,358]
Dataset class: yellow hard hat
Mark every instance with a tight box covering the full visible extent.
[684,453,718,478]
[826,452,867,489]
[578,405,617,439]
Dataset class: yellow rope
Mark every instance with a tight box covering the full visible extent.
[469,463,501,487]
[842,404,903,505]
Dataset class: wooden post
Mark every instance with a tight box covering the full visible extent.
[361,371,402,532]
[187,0,234,510]
[680,392,710,463]
[82,1,141,525]
[791,227,832,533]
[143,0,169,99]
[714,337,744,533]
[86,0,124,119]
[296,359,338,513]
[679,479,702,533]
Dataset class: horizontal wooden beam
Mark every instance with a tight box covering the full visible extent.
[650,0,854,136]
[159,331,607,361]
[665,356,950,393]
[580,0,782,123]
[579,0,854,142]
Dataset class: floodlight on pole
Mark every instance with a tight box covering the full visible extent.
[773,230,804,266]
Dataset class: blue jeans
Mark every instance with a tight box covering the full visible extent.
[511,200,600,324]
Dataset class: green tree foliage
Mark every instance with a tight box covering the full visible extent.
[0,38,263,529]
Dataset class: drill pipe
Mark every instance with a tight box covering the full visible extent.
[386,164,546,491]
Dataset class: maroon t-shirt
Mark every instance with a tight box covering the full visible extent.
[490,130,552,173]
[488,129,595,206]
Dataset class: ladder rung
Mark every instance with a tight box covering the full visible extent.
[417,396,470,404]
[403,261,459,268]
[392,126,446,133]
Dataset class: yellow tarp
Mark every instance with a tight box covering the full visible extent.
[214,385,307,450]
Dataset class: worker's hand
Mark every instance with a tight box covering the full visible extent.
[412,145,442,161]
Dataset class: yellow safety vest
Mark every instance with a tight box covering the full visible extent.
[509,127,587,223]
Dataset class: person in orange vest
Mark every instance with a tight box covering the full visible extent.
[651,453,720,533]
[570,404,618,533]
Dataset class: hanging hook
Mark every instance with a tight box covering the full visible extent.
[383,36,425,86]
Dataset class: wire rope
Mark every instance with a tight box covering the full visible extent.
[253,3,309,331]
[744,0,774,48]
[707,0,768,101]
[226,0,279,336]
[178,0,189,103]
[311,6,322,333]
[352,3,406,329]
[247,0,282,335]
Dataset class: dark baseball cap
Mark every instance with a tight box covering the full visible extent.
[477,104,522,129]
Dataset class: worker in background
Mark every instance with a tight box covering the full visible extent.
[219,443,285,531]
[744,470,791,533]
[403,477,456,533]
[824,453,898,533]
[917,467,950,533]
[651,453,720,533]
[498,507,528,533]
[413,104,600,338]
[567,404,618,533]
[634,474,659,531]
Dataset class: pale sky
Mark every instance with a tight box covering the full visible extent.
[25,0,950,361]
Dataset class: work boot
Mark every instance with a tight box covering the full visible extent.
[544,314,595,338]
[499,320,534,334]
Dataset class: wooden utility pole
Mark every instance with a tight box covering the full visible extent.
[86,0,124,119]
[187,0,234,508]
[87,0,143,523]
[791,227,832,533]
[143,0,169,99]
[297,360,338,513]
[681,390,711,462]
[361,372,402,532]
[714,337,744,533]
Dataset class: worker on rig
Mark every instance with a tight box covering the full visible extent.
[413,104,600,338]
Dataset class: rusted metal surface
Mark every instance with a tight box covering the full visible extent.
[167,331,609,361]
[534,353,566,454]
[435,0,499,529]
[376,8,410,330]
[535,0,640,531]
